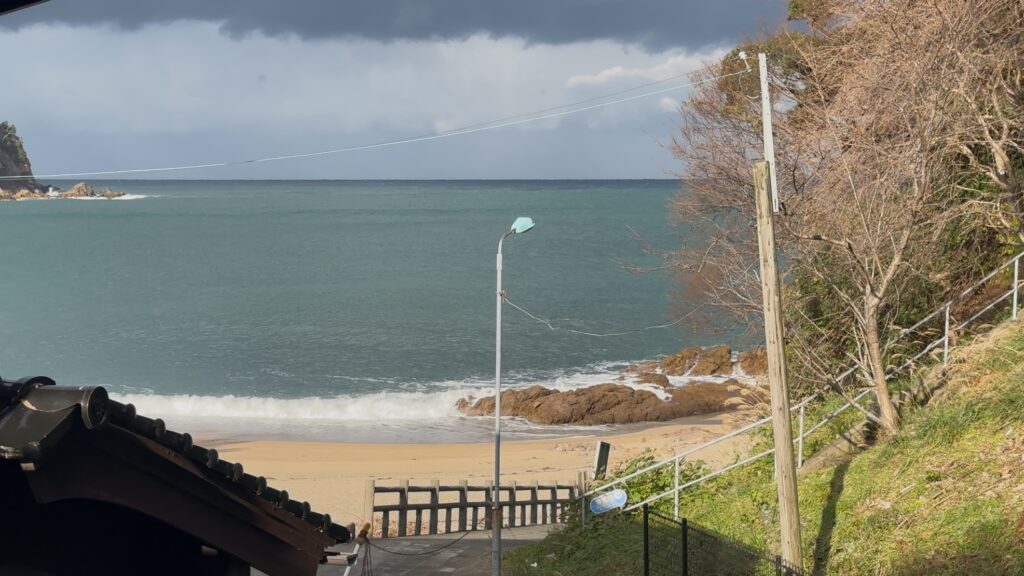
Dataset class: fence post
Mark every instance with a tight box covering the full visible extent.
[429,480,440,535]
[363,479,375,529]
[943,304,951,368]
[775,555,783,576]
[681,517,689,576]
[673,457,681,520]
[398,479,409,537]
[484,480,493,530]
[530,481,539,525]
[797,404,805,469]
[1014,256,1020,320]
[578,471,587,527]
[508,480,517,528]
[457,480,468,532]
[642,504,650,576]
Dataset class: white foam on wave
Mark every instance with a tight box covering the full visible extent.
[40,194,151,201]
[110,360,631,424]
[112,356,757,427]
[114,388,476,422]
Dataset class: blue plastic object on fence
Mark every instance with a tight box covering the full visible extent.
[589,489,627,515]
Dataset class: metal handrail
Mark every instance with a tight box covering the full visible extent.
[583,250,1024,516]
[582,390,821,498]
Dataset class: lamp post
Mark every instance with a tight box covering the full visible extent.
[493,216,535,576]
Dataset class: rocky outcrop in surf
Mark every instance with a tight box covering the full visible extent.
[0,181,125,201]
[625,345,768,381]
[454,345,770,425]
[455,381,742,425]
[658,345,734,376]
[737,346,768,380]
[0,121,124,201]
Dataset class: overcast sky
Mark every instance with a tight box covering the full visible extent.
[1,1,785,179]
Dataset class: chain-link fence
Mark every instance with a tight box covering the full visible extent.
[642,505,803,576]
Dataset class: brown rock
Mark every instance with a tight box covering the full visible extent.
[621,361,659,375]
[669,381,740,414]
[100,188,124,199]
[456,382,740,425]
[0,188,13,201]
[660,346,701,375]
[738,346,768,378]
[637,372,671,388]
[689,345,733,376]
[60,182,95,198]
[14,188,43,199]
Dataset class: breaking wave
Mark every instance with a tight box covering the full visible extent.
[111,359,753,424]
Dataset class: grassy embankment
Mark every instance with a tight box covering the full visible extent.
[505,320,1024,575]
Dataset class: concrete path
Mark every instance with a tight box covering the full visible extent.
[326,525,554,576]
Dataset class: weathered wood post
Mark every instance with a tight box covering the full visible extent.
[363,479,375,529]
[458,480,469,532]
[507,480,517,528]
[529,481,539,525]
[397,479,409,537]
[429,480,440,535]
[484,480,493,530]
[754,160,803,570]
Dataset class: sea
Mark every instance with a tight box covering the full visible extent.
[0,180,731,442]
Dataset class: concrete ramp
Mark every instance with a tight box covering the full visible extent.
[335,524,555,575]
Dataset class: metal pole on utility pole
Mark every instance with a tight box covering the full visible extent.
[753,161,803,570]
[1013,256,1019,320]
[759,53,781,213]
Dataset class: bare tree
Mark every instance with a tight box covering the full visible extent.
[943,1,1024,243]
[670,0,1022,433]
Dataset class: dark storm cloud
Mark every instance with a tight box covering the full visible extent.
[3,0,786,50]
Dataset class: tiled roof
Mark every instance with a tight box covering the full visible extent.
[0,376,351,544]
[0,1,49,17]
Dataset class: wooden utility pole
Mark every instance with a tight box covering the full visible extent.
[753,160,803,569]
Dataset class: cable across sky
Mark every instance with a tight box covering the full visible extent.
[502,292,706,338]
[3,63,749,180]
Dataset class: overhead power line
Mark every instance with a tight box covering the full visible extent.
[3,64,750,180]
[501,292,705,338]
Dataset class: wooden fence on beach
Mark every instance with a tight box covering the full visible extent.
[367,477,583,538]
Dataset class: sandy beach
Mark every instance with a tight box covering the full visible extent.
[210,411,755,525]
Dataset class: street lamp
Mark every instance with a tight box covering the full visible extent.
[492,216,535,576]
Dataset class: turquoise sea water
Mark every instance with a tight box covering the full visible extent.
[0,180,719,441]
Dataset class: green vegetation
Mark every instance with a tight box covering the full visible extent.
[0,121,32,176]
[506,320,1024,575]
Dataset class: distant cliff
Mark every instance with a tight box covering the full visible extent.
[0,121,37,191]
[0,121,124,200]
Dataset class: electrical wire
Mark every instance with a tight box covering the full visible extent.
[365,529,472,556]
[501,292,705,337]
[3,66,750,180]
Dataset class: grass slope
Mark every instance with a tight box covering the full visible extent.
[506,320,1024,575]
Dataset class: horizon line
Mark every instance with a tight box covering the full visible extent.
[35,177,683,182]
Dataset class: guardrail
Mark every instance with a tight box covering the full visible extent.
[585,250,1024,517]
[368,479,579,538]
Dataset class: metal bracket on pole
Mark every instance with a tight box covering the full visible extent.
[759,53,781,213]
[673,458,680,520]
[943,305,951,368]
[1014,256,1019,320]
[797,404,805,469]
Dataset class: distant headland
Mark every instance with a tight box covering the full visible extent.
[0,121,124,201]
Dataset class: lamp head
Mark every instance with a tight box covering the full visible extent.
[510,217,535,235]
